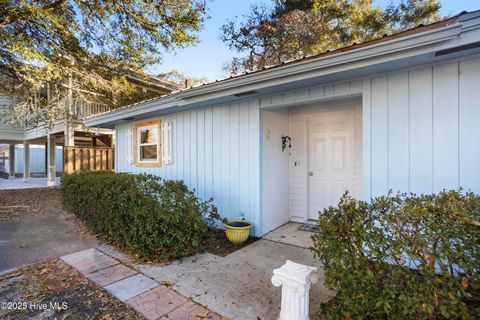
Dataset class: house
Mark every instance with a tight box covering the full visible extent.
[0,74,179,185]
[85,11,480,237]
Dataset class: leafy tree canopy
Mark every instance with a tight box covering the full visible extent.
[158,69,209,89]
[221,0,441,74]
[0,0,207,125]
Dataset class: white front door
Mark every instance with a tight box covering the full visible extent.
[308,110,354,220]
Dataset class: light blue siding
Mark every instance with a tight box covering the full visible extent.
[433,62,459,192]
[364,56,480,196]
[387,72,409,192]
[197,109,205,200]
[12,146,63,173]
[409,67,433,194]
[116,102,261,235]
[370,76,389,197]
[459,58,480,190]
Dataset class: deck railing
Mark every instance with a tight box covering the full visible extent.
[23,99,116,130]
[73,100,116,119]
[64,146,114,174]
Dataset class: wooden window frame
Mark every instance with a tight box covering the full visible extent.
[134,120,161,167]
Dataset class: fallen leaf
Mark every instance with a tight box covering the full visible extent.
[192,312,210,318]
[462,277,469,288]
[161,280,175,287]
[40,268,52,275]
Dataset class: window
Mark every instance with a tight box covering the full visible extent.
[134,120,161,166]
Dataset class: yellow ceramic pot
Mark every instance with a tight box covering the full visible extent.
[223,220,252,245]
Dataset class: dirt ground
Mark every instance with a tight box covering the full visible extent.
[0,258,142,320]
[0,187,65,216]
[203,228,258,257]
[0,188,97,274]
[0,188,67,222]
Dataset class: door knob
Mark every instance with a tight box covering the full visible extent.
[308,171,314,176]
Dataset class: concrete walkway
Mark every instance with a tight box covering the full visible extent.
[61,248,223,320]
[97,239,334,320]
[262,222,314,248]
[0,212,97,274]
[0,177,61,190]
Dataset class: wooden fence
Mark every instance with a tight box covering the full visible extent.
[64,146,114,174]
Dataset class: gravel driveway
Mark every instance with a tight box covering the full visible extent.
[0,187,97,274]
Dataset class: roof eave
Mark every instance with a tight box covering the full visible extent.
[85,20,475,128]
[174,23,462,99]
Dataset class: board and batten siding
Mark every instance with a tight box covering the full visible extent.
[115,101,262,235]
[364,55,480,199]
[115,54,480,229]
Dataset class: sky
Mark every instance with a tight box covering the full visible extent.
[150,0,480,81]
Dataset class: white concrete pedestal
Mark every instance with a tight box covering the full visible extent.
[271,260,319,320]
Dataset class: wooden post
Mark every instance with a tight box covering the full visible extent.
[23,142,30,181]
[47,134,56,186]
[89,148,94,171]
[102,149,107,170]
[95,149,101,170]
[82,148,88,171]
[8,144,15,179]
[44,142,48,175]
[74,148,81,172]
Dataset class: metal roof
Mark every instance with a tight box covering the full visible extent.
[85,10,479,123]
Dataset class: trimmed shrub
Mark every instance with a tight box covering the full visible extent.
[62,171,219,261]
[312,190,480,320]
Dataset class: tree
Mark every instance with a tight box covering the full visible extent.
[0,0,207,126]
[158,69,209,89]
[221,0,441,74]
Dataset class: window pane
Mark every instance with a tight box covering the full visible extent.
[140,127,158,144]
[140,145,157,160]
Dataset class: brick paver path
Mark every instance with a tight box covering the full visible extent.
[61,248,223,320]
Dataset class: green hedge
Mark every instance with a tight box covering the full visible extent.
[312,190,480,320]
[62,171,219,261]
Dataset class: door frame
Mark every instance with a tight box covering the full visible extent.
[306,108,355,221]
[287,97,362,224]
